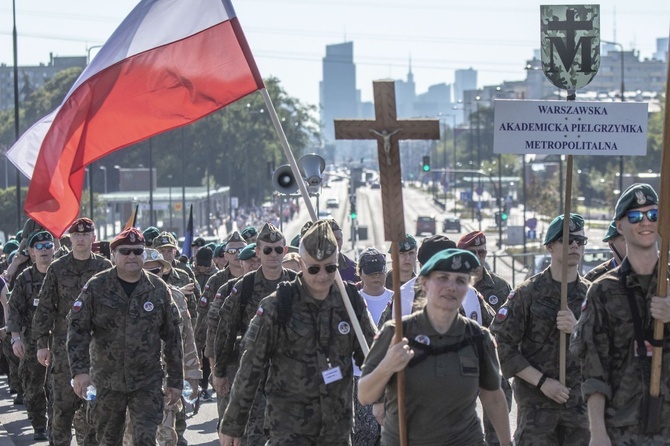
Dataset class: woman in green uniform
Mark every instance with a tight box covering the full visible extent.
[358,248,511,446]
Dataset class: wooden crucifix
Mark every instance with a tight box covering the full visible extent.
[334,80,439,446]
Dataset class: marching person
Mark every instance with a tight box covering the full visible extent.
[491,213,590,445]
[67,228,183,444]
[32,217,112,446]
[7,231,55,441]
[220,220,377,445]
[572,183,670,444]
[359,248,511,446]
[384,234,417,289]
[583,219,626,282]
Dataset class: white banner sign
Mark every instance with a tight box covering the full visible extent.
[493,99,648,156]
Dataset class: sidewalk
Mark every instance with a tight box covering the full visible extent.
[0,376,26,446]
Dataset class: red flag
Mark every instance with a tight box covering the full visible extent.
[7,0,264,237]
[122,205,139,232]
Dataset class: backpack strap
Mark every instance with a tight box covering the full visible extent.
[276,281,296,328]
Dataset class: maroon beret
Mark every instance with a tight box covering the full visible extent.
[68,218,95,234]
[457,231,487,249]
[111,228,145,250]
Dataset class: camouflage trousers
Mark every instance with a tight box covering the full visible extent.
[124,400,181,446]
[50,369,96,446]
[607,425,670,446]
[18,346,47,430]
[216,364,239,429]
[265,433,351,445]
[3,333,22,394]
[94,382,164,445]
[514,404,589,446]
[483,377,513,445]
[240,387,267,446]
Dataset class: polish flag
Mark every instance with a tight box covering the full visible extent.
[7,0,264,237]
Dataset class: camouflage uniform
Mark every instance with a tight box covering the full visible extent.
[195,267,236,355]
[474,268,512,312]
[220,274,377,445]
[214,267,296,441]
[7,265,47,432]
[67,268,183,445]
[583,258,618,282]
[491,268,590,445]
[32,251,112,446]
[572,259,670,444]
[162,266,200,324]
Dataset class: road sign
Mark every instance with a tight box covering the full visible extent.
[493,100,648,156]
[541,4,600,91]
[231,196,239,209]
[526,218,538,230]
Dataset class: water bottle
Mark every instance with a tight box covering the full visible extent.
[85,385,96,401]
[182,380,197,405]
[70,379,96,401]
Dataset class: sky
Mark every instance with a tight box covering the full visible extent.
[0,0,668,109]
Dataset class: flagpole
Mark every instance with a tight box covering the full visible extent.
[260,88,369,355]
[12,0,21,230]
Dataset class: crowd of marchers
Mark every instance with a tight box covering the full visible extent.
[0,182,669,446]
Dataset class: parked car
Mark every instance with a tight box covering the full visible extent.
[326,198,340,209]
[318,209,333,219]
[443,217,461,233]
[416,216,436,236]
[370,181,381,189]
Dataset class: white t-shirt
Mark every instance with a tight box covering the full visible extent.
[360,288,394,325]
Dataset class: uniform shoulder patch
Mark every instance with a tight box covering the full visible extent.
[495,307,508,322]
[199,296,208,307]
[72,300,83,312]
[506,291,515,300]
[257,306,264,317]
[214,292,222,300]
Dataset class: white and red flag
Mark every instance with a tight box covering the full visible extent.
[7,0,264,236]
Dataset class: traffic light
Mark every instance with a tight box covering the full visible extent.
[350,202,357,220]
[495,211,508,227]
[501,211,508,223]
[422,156,430,172]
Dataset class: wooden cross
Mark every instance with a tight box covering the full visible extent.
[334,80,439,446]
[334,80,440,242]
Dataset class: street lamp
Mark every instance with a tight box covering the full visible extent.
[602,40,625,193]
[167,174,173,230]
[99,166,107,194]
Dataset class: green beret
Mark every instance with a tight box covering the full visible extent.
[389,233,417,253]
[29,231,54,248]
[544,213,584,245]
[290,233,301,247]
[419,248,480,276]
[238,243,257,260]
[204,242,217,253]
[15,230,23,241]
[614,183,658,220]
[191,237,206,247]
[7,250,18,264]
[241,226,258,241]
[142,226,160,245]
[300,220,338,260]
[602,220,621,242]
[214,243,226,257]
[257,223,284,244]
[3,240,19,254]
[226,231,244,243]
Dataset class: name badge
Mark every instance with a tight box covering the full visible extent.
[322,366,343,384]
[33,298,39,307]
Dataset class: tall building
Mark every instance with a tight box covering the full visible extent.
[0,53,86,111]
[454,68,477,103]
[654,38,668,62]
[320,42,358,143]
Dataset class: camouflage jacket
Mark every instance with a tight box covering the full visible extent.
[31,252,112,365]
[204,276,238,359]
[220,275,377,439]
[491,267,589,409]
[194,267,238,353]
[194,264,218,291]
[67,268,183,391]
[162,266,200,321]
[213,267,296,377]
[169,285,201,380]
[7,265,46,343]
[473,268,512,312]
[571,259,670,428]
[583,258,618,283]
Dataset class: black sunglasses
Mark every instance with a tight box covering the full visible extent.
[117,247,145,256]
[307,264,338,275]
[262,246,284,255]
[556,236,588,246]
[34,242,54,251]
[627,209,658,224]
[145,267,162,275]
